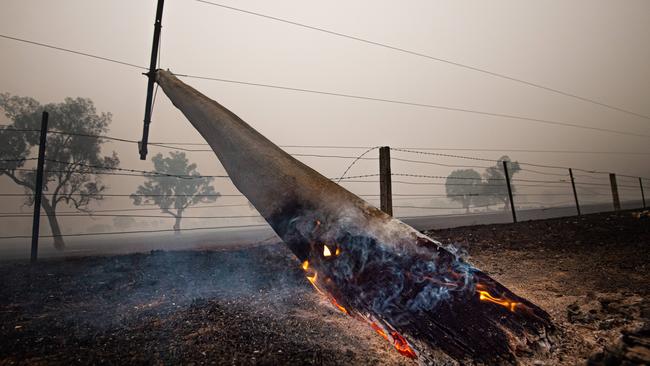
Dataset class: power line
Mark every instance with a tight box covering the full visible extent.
[139,142,650,156]
[0,29,650,137]
[175,72,650,139]
[0,34,146,70]
[3,34,650,139]
[194,0,650,121]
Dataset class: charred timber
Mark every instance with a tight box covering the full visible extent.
[155,70,555,364]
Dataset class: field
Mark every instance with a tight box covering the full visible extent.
[1,211,648,365]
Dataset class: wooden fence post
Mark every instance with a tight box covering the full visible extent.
[569,168,581,216]
[609,173,620,211]
[503,160,517,223]
[31,111,49,263]
[379,146,393,216]
[640,178,646,209]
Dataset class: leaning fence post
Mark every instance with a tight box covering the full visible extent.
[569,168,581,216]
[609,173,621,211]
[640,177,646,209]
[503,160,517,223]
[31,111,49,263]
[379,146,393,216]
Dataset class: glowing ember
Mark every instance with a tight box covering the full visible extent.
[391,331,417,359]
[329,297,348,315]
[370,322,388,340]
[335,247,341,256]
[323,245,332,257]
[301,260,309,270]
[477,285,519,312]
[306,273,325,295]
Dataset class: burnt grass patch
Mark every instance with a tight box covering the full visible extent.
[1,210,648,365]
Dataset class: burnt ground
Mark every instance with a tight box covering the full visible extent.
[0,210,648,365]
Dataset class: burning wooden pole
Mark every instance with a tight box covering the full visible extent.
[155,70,554,364]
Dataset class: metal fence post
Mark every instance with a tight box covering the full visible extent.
[31,111,49,263]
[569,168,581,216]
[379,146,393,216]
[609,173,620,211]
[503,160,517,223]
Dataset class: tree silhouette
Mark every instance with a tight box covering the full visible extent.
[445,169,483,213]
[131,151,219,231]
[481,156,521,210]
[0,93,119,249]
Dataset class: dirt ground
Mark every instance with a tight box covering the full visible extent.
[0,210,648,365]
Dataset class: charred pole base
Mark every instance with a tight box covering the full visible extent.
[154,70,555,364]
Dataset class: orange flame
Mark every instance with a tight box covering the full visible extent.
[301,260,309,270]
[306,272,324,295]
[368,322,416,359]
[370,322,388,340]
[390,331,417,358]
[329,297,348,315]
[477,287,519,312]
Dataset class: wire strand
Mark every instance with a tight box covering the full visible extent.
[0,34,147,70]
[174,72,650,139]
[0,224,269,240]
[194,0,650,121]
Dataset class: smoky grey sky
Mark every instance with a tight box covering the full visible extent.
[1,0,649,239]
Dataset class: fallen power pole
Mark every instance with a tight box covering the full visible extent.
[139,0,165,160]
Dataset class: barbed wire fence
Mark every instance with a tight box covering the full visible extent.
[1,126,648,246]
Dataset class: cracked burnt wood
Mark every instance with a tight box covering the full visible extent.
[155,69,555,364]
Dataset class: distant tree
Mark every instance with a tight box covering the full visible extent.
[481,156,521,210]
[0,94,119,249]
[130,151,219,232]
[445,169,483,213]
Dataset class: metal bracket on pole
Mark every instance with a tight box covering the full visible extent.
[31,111,49,263]
[139,0,165,160]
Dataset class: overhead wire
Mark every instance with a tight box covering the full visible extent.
[194,0,650,121]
